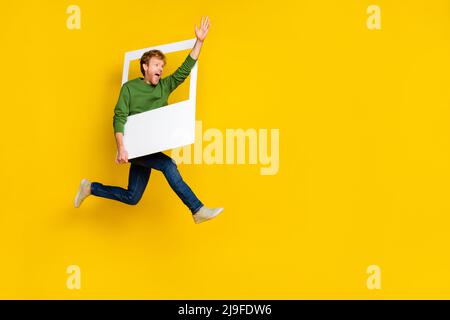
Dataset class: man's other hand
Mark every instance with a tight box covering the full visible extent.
[116,148,129,164]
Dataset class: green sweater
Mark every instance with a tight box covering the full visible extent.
[113,54,197,134]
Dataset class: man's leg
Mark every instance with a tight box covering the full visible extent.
[131,152,204,214]
[89,163,151,205]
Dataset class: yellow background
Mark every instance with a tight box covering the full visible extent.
[0,0,449,299]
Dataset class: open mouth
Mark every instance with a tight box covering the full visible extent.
[155,73,161,77]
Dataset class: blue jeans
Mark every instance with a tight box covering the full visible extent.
[90,152,204,214]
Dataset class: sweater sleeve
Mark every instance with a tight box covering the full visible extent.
[162,54,197,93]
[113,84,131,134]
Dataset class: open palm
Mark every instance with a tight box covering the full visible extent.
[195,16,210,42]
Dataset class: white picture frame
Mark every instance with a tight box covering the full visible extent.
[121,38,198,159]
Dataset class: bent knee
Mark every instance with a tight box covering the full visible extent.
[126,194,142,205]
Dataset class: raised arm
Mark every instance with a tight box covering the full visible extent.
[163,17,211,92]
[189,16,210,60]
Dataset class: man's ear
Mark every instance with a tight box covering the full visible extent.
[143,63,149,72]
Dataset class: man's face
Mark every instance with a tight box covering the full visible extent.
[143,57,165,85]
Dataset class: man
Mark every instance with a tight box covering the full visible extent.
[74,17,223,224]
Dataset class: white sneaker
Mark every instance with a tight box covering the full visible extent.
[74,178,91,208]
[193,206,224,224]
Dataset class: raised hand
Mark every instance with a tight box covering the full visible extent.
[195,16,210,42]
